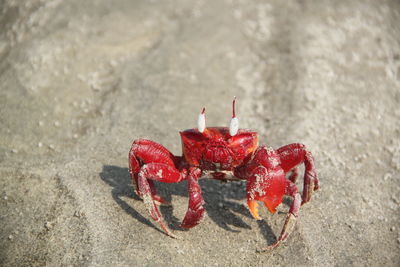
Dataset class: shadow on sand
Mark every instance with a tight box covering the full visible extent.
[99,165,278,245]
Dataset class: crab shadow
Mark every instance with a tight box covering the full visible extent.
[99,165,278,245]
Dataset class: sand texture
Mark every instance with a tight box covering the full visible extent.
[1,0,400,266]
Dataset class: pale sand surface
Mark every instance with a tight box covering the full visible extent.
[1,0,400,266]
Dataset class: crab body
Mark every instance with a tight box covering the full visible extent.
[180,127,258,170]
[129,99,319,251]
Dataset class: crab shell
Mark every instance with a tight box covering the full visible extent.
[180,127,258,170]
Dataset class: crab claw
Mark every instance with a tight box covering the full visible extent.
[247,199,262,220]
[247,196,281,220]
[246,166,286,220]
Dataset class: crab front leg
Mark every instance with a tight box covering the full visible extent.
[129,139,186,238]
[180,167,205,229]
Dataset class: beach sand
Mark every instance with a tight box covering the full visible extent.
[1,0,399,266]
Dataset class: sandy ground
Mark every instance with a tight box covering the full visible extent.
[1,0,400,266]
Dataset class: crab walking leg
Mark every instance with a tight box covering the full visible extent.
[181,167,205,228]
[132,177,170,206]
[129,139,181,205]
[260,180,301,252]
[277,143,319,204]
[131,170,170,206]
[137,163,184,238]
[136,173,172,237]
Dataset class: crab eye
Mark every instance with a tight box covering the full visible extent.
[197,107,206,133]
[229,97,239,136]
[229,117,239,136]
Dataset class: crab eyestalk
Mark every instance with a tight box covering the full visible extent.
[229,97,239,136]
[198,107,206,133]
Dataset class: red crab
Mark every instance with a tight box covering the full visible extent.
[129,98,319,251]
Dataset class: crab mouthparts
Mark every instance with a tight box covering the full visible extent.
[203,146,232,165]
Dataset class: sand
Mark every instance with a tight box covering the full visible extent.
[1,0,399,266]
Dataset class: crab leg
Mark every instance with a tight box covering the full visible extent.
[277,143,319,204]
[129,139,186,238]
[259,180,301,252]
[129,139,180,205]
[136,172,174,238]
[181,167,205,228]
[137,163,184,238]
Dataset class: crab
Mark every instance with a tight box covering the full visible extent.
[129,98,319,251]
